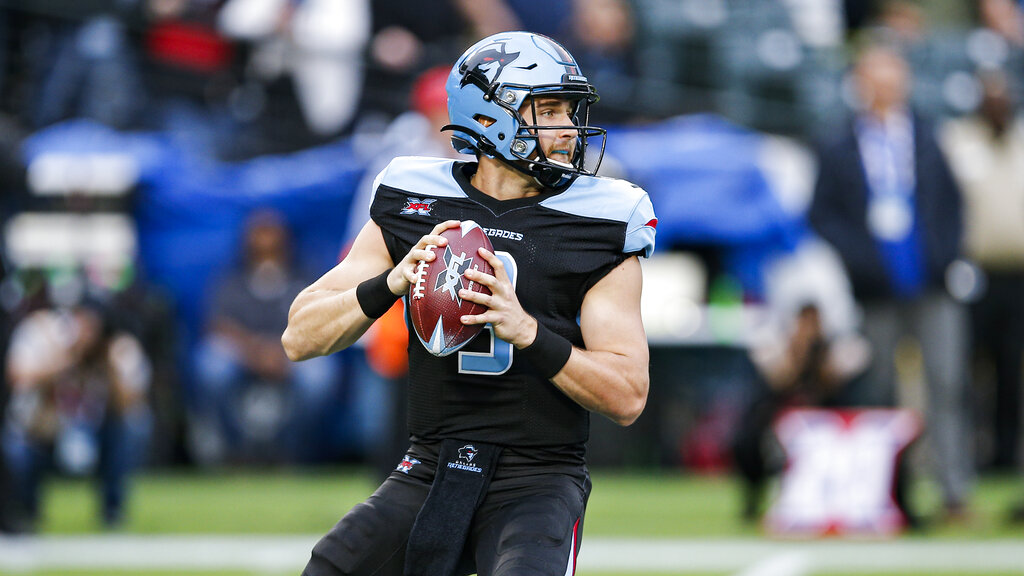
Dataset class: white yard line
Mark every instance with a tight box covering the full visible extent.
[579,539,1024,573]
[0,536,1022,573]
[731,552,812,576]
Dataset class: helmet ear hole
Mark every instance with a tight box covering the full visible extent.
[474,114,497,128]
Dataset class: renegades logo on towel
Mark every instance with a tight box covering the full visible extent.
[447,444,483,474]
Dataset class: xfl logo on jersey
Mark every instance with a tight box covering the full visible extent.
[401,197,435,216]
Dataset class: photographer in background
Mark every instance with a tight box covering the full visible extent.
[732,303,869,521]
[2,295,152,530]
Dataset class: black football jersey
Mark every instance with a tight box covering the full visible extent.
[368,156,656,450]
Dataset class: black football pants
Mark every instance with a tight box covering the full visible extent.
[302,444,590,576]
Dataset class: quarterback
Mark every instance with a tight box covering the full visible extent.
[283,31,656,576]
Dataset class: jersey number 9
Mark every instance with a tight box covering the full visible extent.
[457,251,517,375]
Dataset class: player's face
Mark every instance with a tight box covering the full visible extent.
[520,97,577,168]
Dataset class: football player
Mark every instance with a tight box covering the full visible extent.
[283,31,656,576]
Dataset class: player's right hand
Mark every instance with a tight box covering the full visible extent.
[387,220,461,296]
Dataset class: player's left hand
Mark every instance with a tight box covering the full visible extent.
[459,248,538,349]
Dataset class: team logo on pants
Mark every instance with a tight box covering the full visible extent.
[396,455,421,474]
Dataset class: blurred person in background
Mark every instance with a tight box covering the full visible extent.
[363,0,519,118]
[941,69,1024,473]
[136,0,242,158]
[217,0,370,152]
[26,0,144,130]
[807,39,973,521]
[732,303,869,522]
[191,209,337,465]
[978,0,1024,48]
[876,0,928,45]
[2,294,152,530]
[563,0,639,125]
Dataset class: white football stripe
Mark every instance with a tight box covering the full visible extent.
[428,318,446,355]
[460,220,479,237]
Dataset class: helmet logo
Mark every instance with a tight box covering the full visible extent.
[463,42,521,84]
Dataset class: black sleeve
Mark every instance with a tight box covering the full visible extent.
[578,253,630,302]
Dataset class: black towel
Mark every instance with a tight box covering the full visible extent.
[404,439,501,576]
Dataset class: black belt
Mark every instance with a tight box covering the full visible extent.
[404,438,502,576]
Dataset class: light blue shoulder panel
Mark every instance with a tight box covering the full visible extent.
[369,156,467,209]
[539,175,657,257]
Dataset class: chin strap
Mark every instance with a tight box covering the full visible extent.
[528,161,573,188]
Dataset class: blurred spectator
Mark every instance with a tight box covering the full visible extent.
[877,0,928,45]
[941,69,1024,470]
[563,0,639,124]
[978,0,1024,47]
[363,0,518,118]
[732,303,869,521]
[137,0,241,157]
[2,295,152,530]
[504,0,569,38]
[191,209,337,465]
[807,40,973,520]
[28,2,144,130]
[218,0,370,152]
[455,0,524,38]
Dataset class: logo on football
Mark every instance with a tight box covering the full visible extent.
[409,221,495,356]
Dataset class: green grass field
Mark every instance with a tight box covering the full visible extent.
[31,468,1024,538]
[3,468,1022,576]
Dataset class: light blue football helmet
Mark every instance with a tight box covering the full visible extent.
[444,31,606,188]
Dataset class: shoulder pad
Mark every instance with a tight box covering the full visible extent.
[370,156,465,205]
[540,176,657,257]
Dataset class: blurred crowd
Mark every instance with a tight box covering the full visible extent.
[0,0,1021,534]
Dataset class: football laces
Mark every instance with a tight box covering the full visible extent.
[411,245,436,300]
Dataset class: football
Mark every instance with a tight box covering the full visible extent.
[409,220,495,356]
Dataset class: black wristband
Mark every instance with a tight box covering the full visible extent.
[356,270,400,319]
[519,322,573,379]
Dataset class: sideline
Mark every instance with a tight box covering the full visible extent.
[0,535,1023,573]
